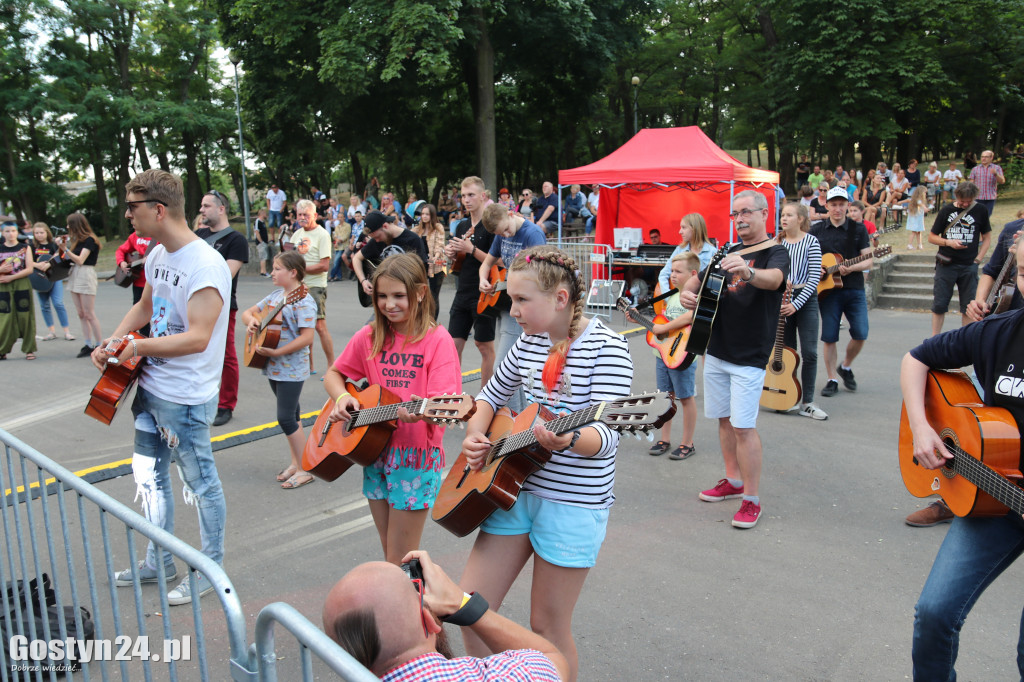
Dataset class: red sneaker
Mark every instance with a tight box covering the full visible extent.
[699,479,744,502]
[732,500,762,529]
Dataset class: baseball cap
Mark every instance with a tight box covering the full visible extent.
[826,186,849,202]
[363,210,395,233]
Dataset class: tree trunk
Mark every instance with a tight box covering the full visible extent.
[182,129,202,224]
[152,129,170,171]
[350,152,365,198]
[90,148,111,238]
[117,129,132,237]
[134,127,151,171]
[472,7,497,193]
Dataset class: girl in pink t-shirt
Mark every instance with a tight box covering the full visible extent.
[324,253,461,563]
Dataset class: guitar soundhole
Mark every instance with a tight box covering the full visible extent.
[770,361,783,373]
[939,436,957,479]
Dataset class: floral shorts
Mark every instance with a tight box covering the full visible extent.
[362,446,444,511]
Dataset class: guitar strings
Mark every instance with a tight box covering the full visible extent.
[946,441,1024,512]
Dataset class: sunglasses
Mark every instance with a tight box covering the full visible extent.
[126,199,168,214]
[206,189,229,208]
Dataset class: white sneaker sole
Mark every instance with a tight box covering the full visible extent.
[732,515,760,529]
[699,492,743,502]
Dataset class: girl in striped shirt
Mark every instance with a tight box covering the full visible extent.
[459,245,633,682]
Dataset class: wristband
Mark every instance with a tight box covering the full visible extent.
[335,392,351,406]
[442,591,489,626]
[742,267,755,282]
[130,338,138,360]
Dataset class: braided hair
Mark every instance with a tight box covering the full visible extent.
[508,245,586,395]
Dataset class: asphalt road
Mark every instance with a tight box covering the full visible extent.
[2,272,1021,681]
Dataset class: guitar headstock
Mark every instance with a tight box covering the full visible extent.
[422,394,477,427]
[598,392,678,438]
[286,284,309,305]
[615,297,635,314]
[709,243,730,269]
[874,245,892,258]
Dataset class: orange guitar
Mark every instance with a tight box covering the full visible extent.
[760,286,801,411]
[85,332,147,425]
[302,381,477,482]
[243,285,308,369]
[615,296,694,370]
[898,369,1024,517]
[817,245,892,296]
[432,392,678,537]
[477,265,510,317]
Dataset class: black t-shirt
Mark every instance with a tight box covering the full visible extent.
[796,164,810,185]
[533,193,559,224]
[808,198,828,217]
[905,169,921,187]
[194,227,250,310]
[930,203,991,266]
[810,218,871,290]
[255,219,268,244]
[704,242,790,368]
[71,237,99,266]
[33,241,57,262]
[359,228,428,267]
[0,241,30,275]
[453,218,495,303]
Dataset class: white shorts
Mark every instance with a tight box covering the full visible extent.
[702,354,765,429]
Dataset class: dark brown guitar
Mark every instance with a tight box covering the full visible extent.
[983,233,1021,316]
[243,285,308,369]
[302,382,477,482]
[432,392,678,537]
[898,369,1024,517]
[85,332,147,425]
[114,253,147,288]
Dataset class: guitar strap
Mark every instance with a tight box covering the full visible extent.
[732,239,777,258]
[649,287,678,305]
[203,229,236,248]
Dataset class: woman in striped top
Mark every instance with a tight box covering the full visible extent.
[777,202,827,420]
[459,245,633,682]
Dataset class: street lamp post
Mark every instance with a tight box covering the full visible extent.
[631,75,640,136]
[229,51,251,240]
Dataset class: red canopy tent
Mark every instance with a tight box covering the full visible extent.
[558,127,781,247]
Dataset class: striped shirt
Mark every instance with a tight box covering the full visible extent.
[780,233,822,311]
[969,163,1004,200]
[479,317,634,509]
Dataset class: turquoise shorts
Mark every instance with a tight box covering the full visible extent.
[362,446,443,511]
[480,493,609,568]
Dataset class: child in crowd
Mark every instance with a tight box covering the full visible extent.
[31,222,74,341]
[241,251,317,489]
[324,253,461,564]
[849,201,877,247]
[905,186,928,250]
[459,245,634,682]
[0,221,37,360]
[632,251,699,458]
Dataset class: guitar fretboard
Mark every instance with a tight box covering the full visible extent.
[351,398,427,428]
[490,403,604,460]
[825,252,872,275]
[948,442,1024,515]
[985,239,1020,309]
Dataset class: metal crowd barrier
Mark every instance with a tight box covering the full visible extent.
[0,429,375,682]
[550,241,616,320]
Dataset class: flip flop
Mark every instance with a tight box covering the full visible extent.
[25,352,36,361]
[648,440,671,456]
[669,444,695,461]
[276,466,297,482]
[281,474,314,490]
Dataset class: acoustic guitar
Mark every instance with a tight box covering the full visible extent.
[243,284,309,369]
[817,245,892,297]
[615,295,694,370]
[898,369,1023,518]
[432,392,678,537]
[29,237,71,292]
[477,264,510,318]
[356,259,377,308]
[983,233,1021,317]
[760,286,801,411]
[84,332,147,425]
[302,381,477,482]
[114,253,147,288]
[680,244,730,358]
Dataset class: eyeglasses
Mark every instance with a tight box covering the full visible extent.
[728,208,760,220]
[126,199,167,214]
[411,579,428,638]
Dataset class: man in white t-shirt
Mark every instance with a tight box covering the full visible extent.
[291,199,335,370]
[585,185,600,234]
[266,184,286,242]
[92,169,231,607]
[942,162,963,205]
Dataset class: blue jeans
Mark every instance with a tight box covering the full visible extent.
[35,279,69,328]
[977,199,995,216]
[329,250,347,280]
[131,387,226,569]
[268,210,282,228]
[496,310,525,413]
[912,513,1024,680]
[818,288,868,343]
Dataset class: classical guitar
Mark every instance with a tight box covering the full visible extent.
[615,295,694,370]
[432,392,678,537]
[477,264,510,318]
[760,285,801,411]
[302,382,477,482]
[898,369,1023,517]
[817,245,892,297]
[114,253,147,288]
[356,259,378,308]
[243,284,309,369]
[681,244,730,358]
[84,331,147,425]
[983,233,1021,317]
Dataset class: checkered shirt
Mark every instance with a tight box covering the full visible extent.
[968,163,1004,200]
[382,650,560,682]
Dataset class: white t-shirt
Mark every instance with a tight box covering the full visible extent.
[587,191,600,213]
[347,203,367,220]
[290,225,332,288]
[267,189,286,212]
[140,240,231,405]
[943,169,963,183]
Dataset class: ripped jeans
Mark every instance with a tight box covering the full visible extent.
[131,387,226,569]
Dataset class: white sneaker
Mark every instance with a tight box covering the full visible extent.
[167,572,215,606]
[797,403,828,420]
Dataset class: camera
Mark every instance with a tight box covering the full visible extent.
[400,558,423,582]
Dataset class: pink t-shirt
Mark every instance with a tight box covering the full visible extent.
[333,324,462,467]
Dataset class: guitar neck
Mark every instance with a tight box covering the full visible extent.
[826,252,871,275]
[351,398,427,428]
[949,443,1024,515]
[629,308,657,334]
[985,247,1018,309]
[770,309,786,363]
[493,403,603,458]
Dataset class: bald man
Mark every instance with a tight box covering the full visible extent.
[322,550,567,680]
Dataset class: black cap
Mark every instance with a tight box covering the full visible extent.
[363,210,395,233]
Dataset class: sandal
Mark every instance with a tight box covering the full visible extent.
[281,473,315,490]
[25,352,36,361]
[276,466,297,482]
[64,332,76,341]
[39,333,57,341]
[669,444,695,460]
[648,440,671,456]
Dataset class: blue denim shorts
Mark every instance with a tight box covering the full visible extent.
[655,355,697,399]
[818,288,869,342]
[480,493,609,568]
[362,446,444,511]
